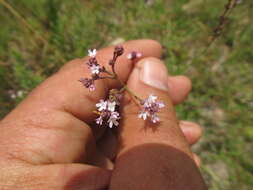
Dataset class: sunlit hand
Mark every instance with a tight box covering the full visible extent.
[0,40,205,190]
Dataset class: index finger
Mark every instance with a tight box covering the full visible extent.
[25,39,162,122]
[6,40,162,123]
[0,39,162,165]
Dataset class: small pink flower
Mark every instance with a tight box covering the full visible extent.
[127,51,142,60]
[108,111,120,128]
[90,64,101,75]
[89,84,95,91]
[79,78,95,91]
[151,115,160,123]
[138,95,165,123]
[107,101,116,112]
[138,111,149,120]
[96,116,103,125]
[95,98,120,128]
[96,100,108,111]
[146,94,157,104]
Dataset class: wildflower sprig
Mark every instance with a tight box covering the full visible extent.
[79,46,165,128]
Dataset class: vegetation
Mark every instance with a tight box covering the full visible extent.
[0,0,252,189]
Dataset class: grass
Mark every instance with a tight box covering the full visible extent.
[0,0,253,189]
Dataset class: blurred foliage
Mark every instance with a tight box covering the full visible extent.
[0,0,253,189]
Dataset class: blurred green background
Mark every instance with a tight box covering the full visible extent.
[0,0,252,189]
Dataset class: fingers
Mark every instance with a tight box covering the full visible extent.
[179,121,203,145]
[109,57,207,189]
[54,39,162,122]
[0,39,162,165]
[97,120,203,161]
[179,121,203,168]
[193,153,201,167]
[15,40,162,124]
[0,110,112,168]
[117,57,191,156]
[0,163,111,190]
[168,75,192,105]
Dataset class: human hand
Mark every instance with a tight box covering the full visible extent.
[0,39,205,189]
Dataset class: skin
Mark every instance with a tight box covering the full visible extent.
[0,39,206,190]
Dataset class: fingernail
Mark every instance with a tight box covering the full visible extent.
[179,121,193,128]
[139,58,168,91]
[179,121,194,133]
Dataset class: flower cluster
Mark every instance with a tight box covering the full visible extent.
[79,49,104,91]
[79,46,165,128]
[79,46,124,91]
[95,90,122,128]
[138,95,165,123]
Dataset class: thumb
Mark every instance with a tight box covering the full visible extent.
[118,57,191,156]
[109,58,207,190]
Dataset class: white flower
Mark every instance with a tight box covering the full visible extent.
[88,49,97,58]
[108,111,120,128]
[138,111,149,120]
[127,53,133,60]
[10,93,16,99]
[126,51,142,60]
[96,116,103,125]
[107,101,116,112]
[138,94,165,123]
[158,102,165,108]
[17,90,24,97]
[90,65,100,74]
[143,95,157,108]
[151,115,160,123]
[147,95,157,103]
[96,100,107,111]
[89,84,95,91]
[136,52,142,58]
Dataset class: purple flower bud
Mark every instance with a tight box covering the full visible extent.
[92,74,100,80]
[79,78,95,91]
[109,59,114,66]
[127,51,142,60]
[114,45,124,56]
[89,57,98,64]
[100,66,106,72]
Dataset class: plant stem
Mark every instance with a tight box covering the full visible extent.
[99,76,115,80]
[208,0,240,48]
[193,0,240,62]
[102,70,115,77]
[112,64,117,76]
[124,86,143,102]
[116,77,143,102]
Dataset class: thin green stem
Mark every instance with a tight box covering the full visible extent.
[116,77,142,102]
[112,64,117,76]
[99,76,115,80]
[124,86,143,102]
[102,69,115,77]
